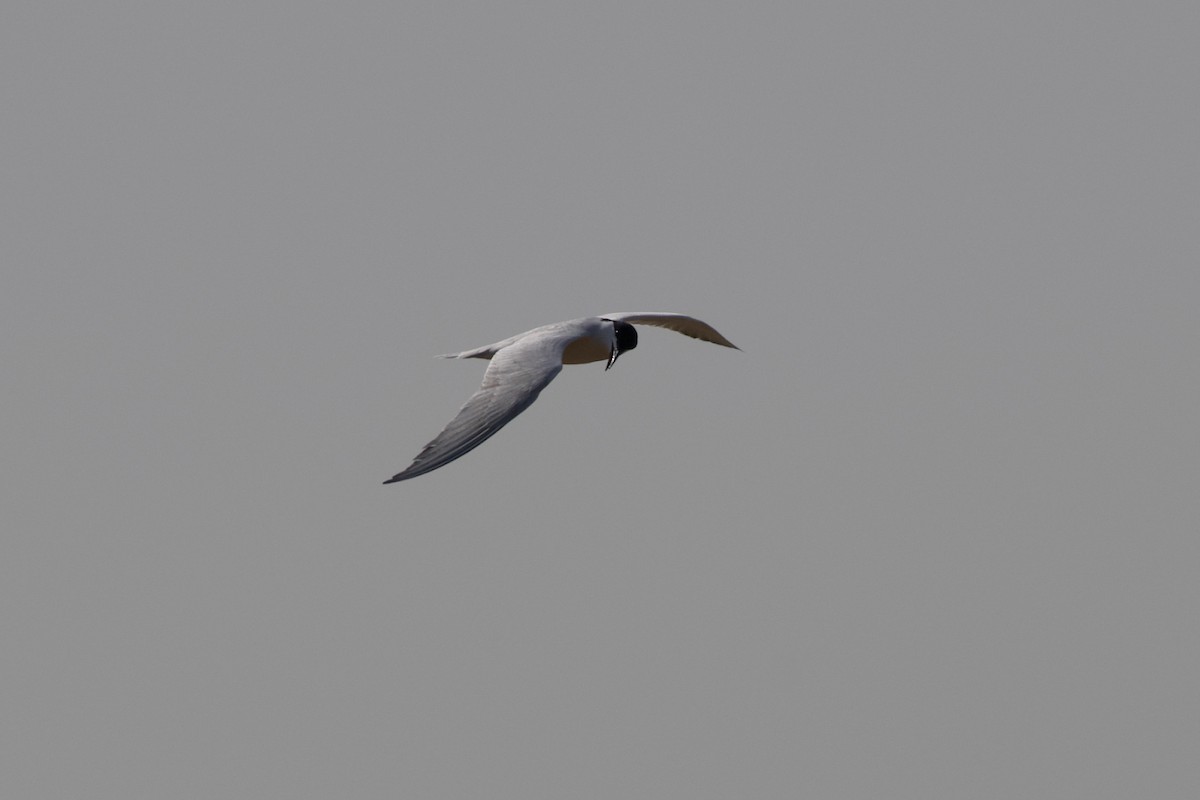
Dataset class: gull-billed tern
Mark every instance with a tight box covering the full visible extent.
[383,312,738,483]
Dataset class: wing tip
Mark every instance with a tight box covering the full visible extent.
[700,333,740,350]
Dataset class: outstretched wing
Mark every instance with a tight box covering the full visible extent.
[384,335,565,483]
[600,312,739,349]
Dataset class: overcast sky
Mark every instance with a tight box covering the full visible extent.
[4,2,1198,798]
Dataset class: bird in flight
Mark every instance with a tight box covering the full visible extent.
[383,312,739,483]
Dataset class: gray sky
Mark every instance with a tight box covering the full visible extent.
[4,2,1198,798]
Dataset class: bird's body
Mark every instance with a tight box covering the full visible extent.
[384,312,738,483]
[439,316,616,363]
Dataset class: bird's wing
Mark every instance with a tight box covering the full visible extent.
[384,333,566,483]
[600,312,739,349]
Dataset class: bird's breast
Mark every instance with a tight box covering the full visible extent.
[561,335,611,365]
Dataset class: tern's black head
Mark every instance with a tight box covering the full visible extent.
[606,320,638,370]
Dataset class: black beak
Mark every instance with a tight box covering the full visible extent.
[605,320,638,371]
